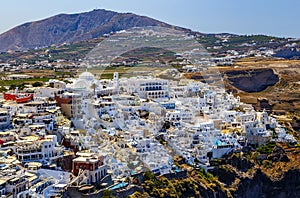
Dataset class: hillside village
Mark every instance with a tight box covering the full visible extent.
[0,21,299,198]
[0,4,299,197]
[0,67,297,197]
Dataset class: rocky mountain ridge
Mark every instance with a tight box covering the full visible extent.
[0,9,188,52]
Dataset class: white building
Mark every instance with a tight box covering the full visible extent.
[15,135,62,163]
[120,77,169,100]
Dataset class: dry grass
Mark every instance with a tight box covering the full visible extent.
[260,143,300,180]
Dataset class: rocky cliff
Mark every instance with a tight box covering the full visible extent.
[210,143,300,198]
[225,68,279,92]
[234,169,300,198]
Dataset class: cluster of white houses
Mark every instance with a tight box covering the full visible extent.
[0,70,297,197]
[54,70,297,176]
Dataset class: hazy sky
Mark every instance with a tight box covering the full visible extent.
[1,0,299,38]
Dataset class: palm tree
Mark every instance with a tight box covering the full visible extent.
[90,83,98,96]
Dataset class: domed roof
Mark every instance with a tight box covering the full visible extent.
[79,71,94,81]
[73,79,90,89]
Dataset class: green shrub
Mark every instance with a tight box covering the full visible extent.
[143,170,156,181]
[32,81,44,87]
[256,141,276,155]
[262,160,273,169]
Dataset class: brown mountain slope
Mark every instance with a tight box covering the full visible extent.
[0,9,188,52]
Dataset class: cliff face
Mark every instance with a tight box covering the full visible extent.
[209,164,300,198]
[210,143,300,198]
[225,68,279,92]
[0,9,186,52]
[234,169,300,198]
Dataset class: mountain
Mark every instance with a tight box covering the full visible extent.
[0,9,189,52]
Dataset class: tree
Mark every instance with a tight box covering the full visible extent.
[9,84,17,90]
[102,189,113,198]
[91,83,98,96]
[0,86,7,93]
[143,170,156,181]
[48,82,54,88]
[32,81,44,87]
[125,176,131,183]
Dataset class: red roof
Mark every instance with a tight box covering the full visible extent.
[0,139,5,144]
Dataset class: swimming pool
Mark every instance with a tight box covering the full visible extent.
[132,161,138,166]
[214,139,226,146]
[109,182,128,190]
